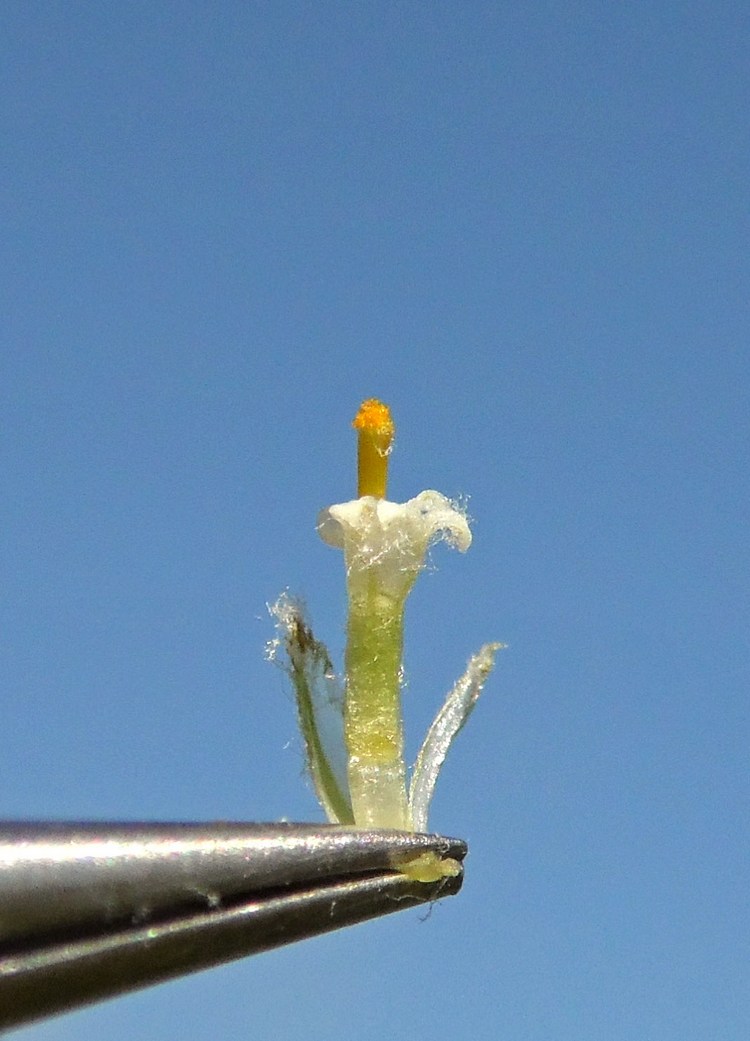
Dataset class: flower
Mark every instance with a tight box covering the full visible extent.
[269,399,500,881]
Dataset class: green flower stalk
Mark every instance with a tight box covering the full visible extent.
[269,399,500,880]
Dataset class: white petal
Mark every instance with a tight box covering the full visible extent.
[317,492,471,601]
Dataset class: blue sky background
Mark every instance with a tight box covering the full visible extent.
[3,3,748,1038]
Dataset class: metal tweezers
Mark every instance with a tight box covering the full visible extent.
[0,821,466,1032]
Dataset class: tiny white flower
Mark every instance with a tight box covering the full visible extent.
[270,399,501,881]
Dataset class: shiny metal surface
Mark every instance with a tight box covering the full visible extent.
[0,822,466,1031]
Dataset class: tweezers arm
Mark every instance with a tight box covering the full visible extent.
[0,870,460,1031]
[0,823,466,1031]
